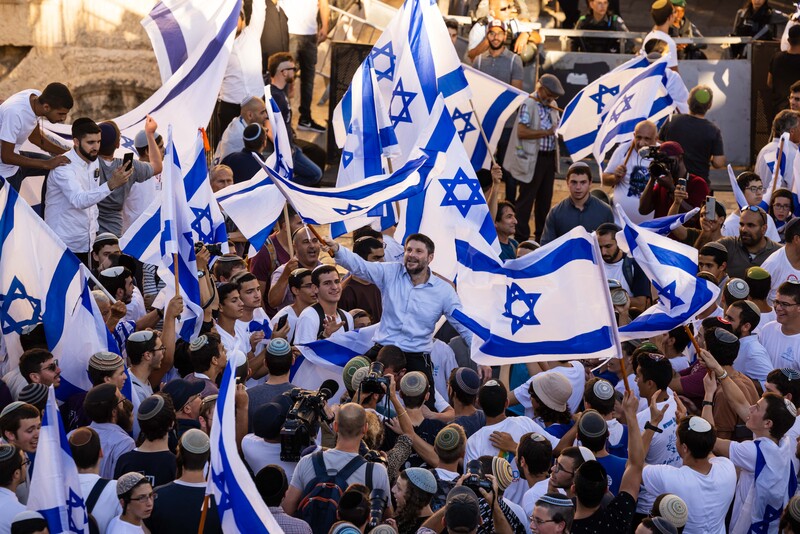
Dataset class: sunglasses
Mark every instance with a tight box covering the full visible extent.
[740,205,767,224]
[41,359,59,373]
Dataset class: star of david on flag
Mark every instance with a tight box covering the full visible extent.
[450,226,620,365]
[0,277,43,334]
[589,84,620,114]
[439,168,485,217]
[390,78,417,128]
[615,205,719,341]
[451,108,476,141]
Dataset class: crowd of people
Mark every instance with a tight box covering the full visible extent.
[4,0,800,534]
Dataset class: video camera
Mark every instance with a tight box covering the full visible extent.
[194,241,225,256]
[463,460,493,493]
[280,379,338,462]
[360,361,390,396]
[638,146,678,181]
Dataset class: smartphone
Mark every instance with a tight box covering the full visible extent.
[276,314,288,330]
[705,196,717,221]
[122,152,134,171]
[677,177,687,188]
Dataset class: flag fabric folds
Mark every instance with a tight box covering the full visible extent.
[0,181,111,402]
[208,357,283,533]
[395,97,499,281]
[27,386,89,534]
[616,206,719,341]
[638,208,700,236]
[451,226,620,365]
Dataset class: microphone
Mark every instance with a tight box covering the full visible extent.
[638,147,651,159]
[319,379,340,402]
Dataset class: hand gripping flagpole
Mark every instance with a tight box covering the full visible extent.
[770,134,787,198]
[283,205,295,258]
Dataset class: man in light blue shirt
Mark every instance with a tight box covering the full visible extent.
[326,233,485,405]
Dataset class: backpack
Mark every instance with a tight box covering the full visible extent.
[430,469,458,512]
[312,303,351,340]
[86,478,112,534]
[297,451,374,534]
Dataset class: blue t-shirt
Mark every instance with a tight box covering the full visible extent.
[597,453,627,495]
[544,420,574,439]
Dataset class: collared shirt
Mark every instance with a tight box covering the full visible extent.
[540,195,615,245]
[128,372,153,406]
[44,147,111,253]
[213,117,247,163]
[0,486,26,534]
[89,421,135,479]
[716,236,782,279]
[268,506,312,534]
[219,0,266,105]
[536,100,556,152]
[734,335,774,385]
[334,246,473,353]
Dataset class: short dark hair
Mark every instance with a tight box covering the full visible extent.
[517,432,553,477]
[478,381,508,417]
[791,80,800,94]
[265,346,293,377]
[217,282,239,306]
[688,86,713,115]
[0,404,40,439]
[98,267,132,299]
[595,222,621,238]
[19,348,53,383]
[311,265,339,286]
[786,218,800,243]
[39,82,74,110]
[651,0,673,26]
[762,392,796,440]
[495,200,515,223]
[574,460,608,508]
[535,492,575,532]
[636,352,673,390]
[83,384,118,424]
[189,332,223,373]
[71,117,101,140]
[768,369,800,408]
[88,363,121,387]
[68,427,101,470]
[730,300,760,332]
[268,51,294,77]
[353,237,383,260]
[0,446,22,487]
[746,269,771,300]
[584,378,615,415]
[699,244,728,266]
[448,368,477,406]
[778,280,800,305]
[352,225,381,241]
[177,442,209,474]
[668,325,692,353]
[232,271,258,288]
[139,395,176,442]
[288,268,312,291]
[405,233,435,254]
[376,345,406,373]
[676,416,715,458]
[577,424,608,453]
[736,171,761,192]
[213,255,246,280]
[444,18,459,31]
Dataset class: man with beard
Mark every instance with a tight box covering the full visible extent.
[268,227,322,310]
[126,331,167,405]
[473,20,524,89]
[715,206,781,279]
[596,223,651,310]
[45,118,131,264]
[326,233,482,407]
[83,383,134,479]
[724,300,773,386]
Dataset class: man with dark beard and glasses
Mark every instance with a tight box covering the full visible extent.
[45,117,131,264]
[326,233,486,409]
[83,383,135,479]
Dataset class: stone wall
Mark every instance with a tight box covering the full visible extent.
[0,0,160,119]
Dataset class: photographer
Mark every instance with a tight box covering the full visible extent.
[283,403,392,534]
[422,472,515,534]
[637,142,709,218]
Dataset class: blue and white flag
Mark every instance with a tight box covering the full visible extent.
[214,87,292,251]
[558,55,651,162]
[615,206,719,341]
[208,356,283,533]
[729,165,750,209]
[332,0,470,162]
[27,386,89,534]
[638,207,700,236]
[0,181,111,402]
[451,226,620,365]
[396,97,499,281]
[592,59,678,165]
[458,65,527,171]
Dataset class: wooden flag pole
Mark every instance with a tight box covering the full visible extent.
[618,354,631,393]
[305,224,334,257]
[469,99,498,168]
[197,494,210,534]
[173,252,180,290]
[684,325,702,358]
[283,204,295,258]
[622,141,636,167]
[770,136,786,198]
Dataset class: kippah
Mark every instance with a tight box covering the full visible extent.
[138,395,165,421]
[713,328,738,345]
[746,266,770,280]
[578,446,596,462]
[492,456,515,491]
[781,368,800,380]
[593,379,614,400]
[703,241,728,253]
[69,427,94,447]
[215,254,245,263]
[351,366,370,392]
[243,123,262,142]
[743,300,761,316]
[652,0,669,7]
[94,232,119,246]
[786,398,797,416]
[128,330,155,343]
[100,266,125,278]
[726,278,749,299]
[538,494,574,507]
[117,472,146,496]
[180,428,210,454]
[788,495,800,522]
[18,383,48,407]
[405,467,437,494]
[578,410,608,438]
[567,161,591,175]
[528,432,547,442]
[400,371,428,396]
[267,338,292,357]
[652,517,679,534]
[370,525,398,534]
[343,356,371,391]
[435,427,462,451]
[0,401,27,418]
[694,88,711,105]
[0,443,16,461]
[484,379,501,388]
[688,416,712,433]
[330,523,362,534]
[11,511,45,524]
[658,494,688,527]
[89,351,124,371]
[454,367,480,395]
[190,335,209,351]
[229,349,247,368]
[638,342,659,353]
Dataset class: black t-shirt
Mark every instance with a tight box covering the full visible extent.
[453,411,486,438]
[221,149,265,184]
[659,114,724,181]
[382,417,445,468]
[770,52,800,115]
[270,85,295,145]
[114,450,177,488]
[571,491,636,534]
[146,481,222,534]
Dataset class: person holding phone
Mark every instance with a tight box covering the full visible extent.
[270,268,317,345]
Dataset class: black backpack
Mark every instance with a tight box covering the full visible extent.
[430,469,458,512]
[312,303,350,340]
[297,451,374,534]
[86,478,111,534]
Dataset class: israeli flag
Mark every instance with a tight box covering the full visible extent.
[27,386,89,533]
[332,0,470,162]
[0,181,112,402]
[592,60,678,165]
[558,56,651,162]
[638,207,699,236]
[214,87,292,251]
[615,206,719,341]
[291,324,380,393]
[728,165,751,209]
[208,356,283,533]
[760,132,794,195]
[395,97,499,281]
[451,226,620,365]
[458,65,527,171]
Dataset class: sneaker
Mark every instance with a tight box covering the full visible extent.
[297,118,327,133]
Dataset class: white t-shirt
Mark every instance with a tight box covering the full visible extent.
[513,362,586,417]
[219,0,265,105]
[641,30,679,68]
[270,305,300,344]
[106,516,145,534]
[635,390,681,513]
[293,306,355,346]
[754,309,777,335]
[604,140,654,224]
[734,335,775,386]
[722,212,781,244]
[759,320,800,370]
[761,247,800,304]
[217,321,251,357]
[465,417,557,478]
[431,339,457,403]
[280,0,320,35]
[123,175,161,234]
[0,89,39,178]
[242,434,297,480]
[521,478,562,519]
[79,473,123,534]
[642,457,737,534]
[0,487,27,534]
[604,258,632,295]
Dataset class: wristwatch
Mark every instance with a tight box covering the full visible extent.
[702,400,714,408]
[644,421,663,433]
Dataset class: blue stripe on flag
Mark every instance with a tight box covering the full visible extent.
[342,88,353,134]
[184,149,207,199]
[123,207,162,258]
[455,237,595,279]
[298,339,364,367]
[424,111,458,154]
[438,67,469,100]
[43,251,81,350]
[150,1,189,75]
[564,129,598,157]
[0,181,17,250]
[361,58,384,177]
[619,278,715,335]
[470,89,522,170]
[650,242,699,277]
[408,0,438,112]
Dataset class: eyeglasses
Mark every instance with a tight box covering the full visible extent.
[153,346,167,354]
[529,517,557,526]
[552,461,574,475]
[774,203,792,211]
[774,300,800,309]
[130,492,157,503]
[41,360,59,372]
[498,5,512,10]
[281,67,297,72]
[745,186,765,194]
[299,283,314,289]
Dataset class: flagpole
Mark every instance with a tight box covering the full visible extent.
[197,494,210,534]
[684,325,703,359]
[82,265,117,304]
[622,142,636,167]
[469,99,498,167]
[283,205,295,258]
[770,136,786,199]
[173,252,180,290]
[305,224,335,257]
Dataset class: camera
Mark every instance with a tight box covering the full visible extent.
[360,361,390,396]
[463,460,492,493]
[639,146,677,181]
[367,488,388,531]
[194,241,225,256]
[362,449,387,466]
[280,379,338,462]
